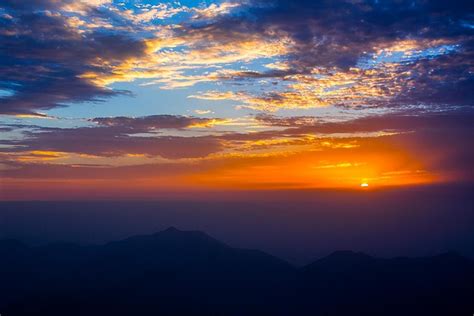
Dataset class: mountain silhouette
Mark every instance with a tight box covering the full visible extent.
[1,228,473,315]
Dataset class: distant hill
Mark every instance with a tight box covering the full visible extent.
[1,228,473,315]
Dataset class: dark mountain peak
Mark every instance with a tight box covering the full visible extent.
[152,227,225,245]
[104,227,228,255]
[155,226,207,238]
[163,226,180,233]
[325,250,373,261]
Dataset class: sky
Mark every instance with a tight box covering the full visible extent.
[0,0,473,199]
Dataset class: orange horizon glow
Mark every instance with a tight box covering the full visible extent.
[0,135,445,200]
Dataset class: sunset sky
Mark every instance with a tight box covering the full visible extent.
[0,0,473,199]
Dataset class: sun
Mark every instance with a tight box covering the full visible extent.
[360,182,369,188]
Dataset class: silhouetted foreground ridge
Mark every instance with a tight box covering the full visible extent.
[1,227,473,315]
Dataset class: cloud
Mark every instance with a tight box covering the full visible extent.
[191,2,242,20]
[0,1,148,115]
[254,114,317,127]
[6,128,222,159]
[4,0,470,115]
[91,115,225,131]
[229,0,473,70]
[194,109,213,115]
[0,0,111,12]
[2,110,473,188]
[115,3,188,24]
[1,0,473,191]
[1,115,225,159]
[0,0,290,116]
[179,0,473,110]
[253,109,474,135]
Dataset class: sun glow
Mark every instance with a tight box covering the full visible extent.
[360,182,369,188]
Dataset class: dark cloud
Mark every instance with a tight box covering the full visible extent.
[391,51,474,107]
[254,113,317,127]
[0,1,146,115]
[214,110,474,151]
[190,0,474,108]
[91,115,218,131]
[231,0,474,69]
[1,0,77,11]
[9,111,466,162]
[1,0,472,115]
[9,110,472,162]
[255,110,474,135]
[0,160,199,180]
[1,111,473,184]
[1,115,224,159]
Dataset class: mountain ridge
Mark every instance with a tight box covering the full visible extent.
[1,227,473,316]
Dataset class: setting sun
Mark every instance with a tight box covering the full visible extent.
[360,182,369,188]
